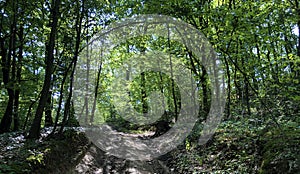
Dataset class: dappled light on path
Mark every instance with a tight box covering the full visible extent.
[75,144,171,173]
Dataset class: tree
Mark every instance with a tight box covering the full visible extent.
[28,0,61,138]
[0,0,24,133]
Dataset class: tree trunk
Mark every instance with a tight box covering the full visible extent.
[0,91,14,133]
[224,55,231,119]
[0,38,11,133]
[28,0,61,139]
[0,1,17,133]
[59,0,84,133]
[244,79,251,116]
[91,60,102,124]
[141,71,148,114]
[167,26,178,121]
[201,65,209,117]
[13,25,24,131]
[44,90,53,127]
[51,62,72,134]
[23,99,37,130]
[186,49,208,120]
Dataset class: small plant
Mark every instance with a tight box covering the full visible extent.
[26,148,50,166]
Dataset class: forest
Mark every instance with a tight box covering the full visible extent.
[0,0,299,173]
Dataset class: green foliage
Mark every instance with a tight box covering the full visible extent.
[169,116,300,173]
[26,152,45,165]
[105,115,133,132]
[260,122,300,174]
[0,0,299,172]
[168,119,261,173]
[0,162,31,174]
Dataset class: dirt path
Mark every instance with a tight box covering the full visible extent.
[74,129,174,174]
[74,144,172,174]
[0,128,175,174]
[74,128,173,174]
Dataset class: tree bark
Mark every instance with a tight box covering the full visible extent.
[141,71,148,114]
[44,90,53,127]
[59,0,84,133]
[223,55,231,119]
[167,26,178,121]
[0,1,17,133]
[28,0,61,138]
[13,25,24,131]
[91,60,102,124]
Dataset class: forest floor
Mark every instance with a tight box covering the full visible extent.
[0,119,299,173]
